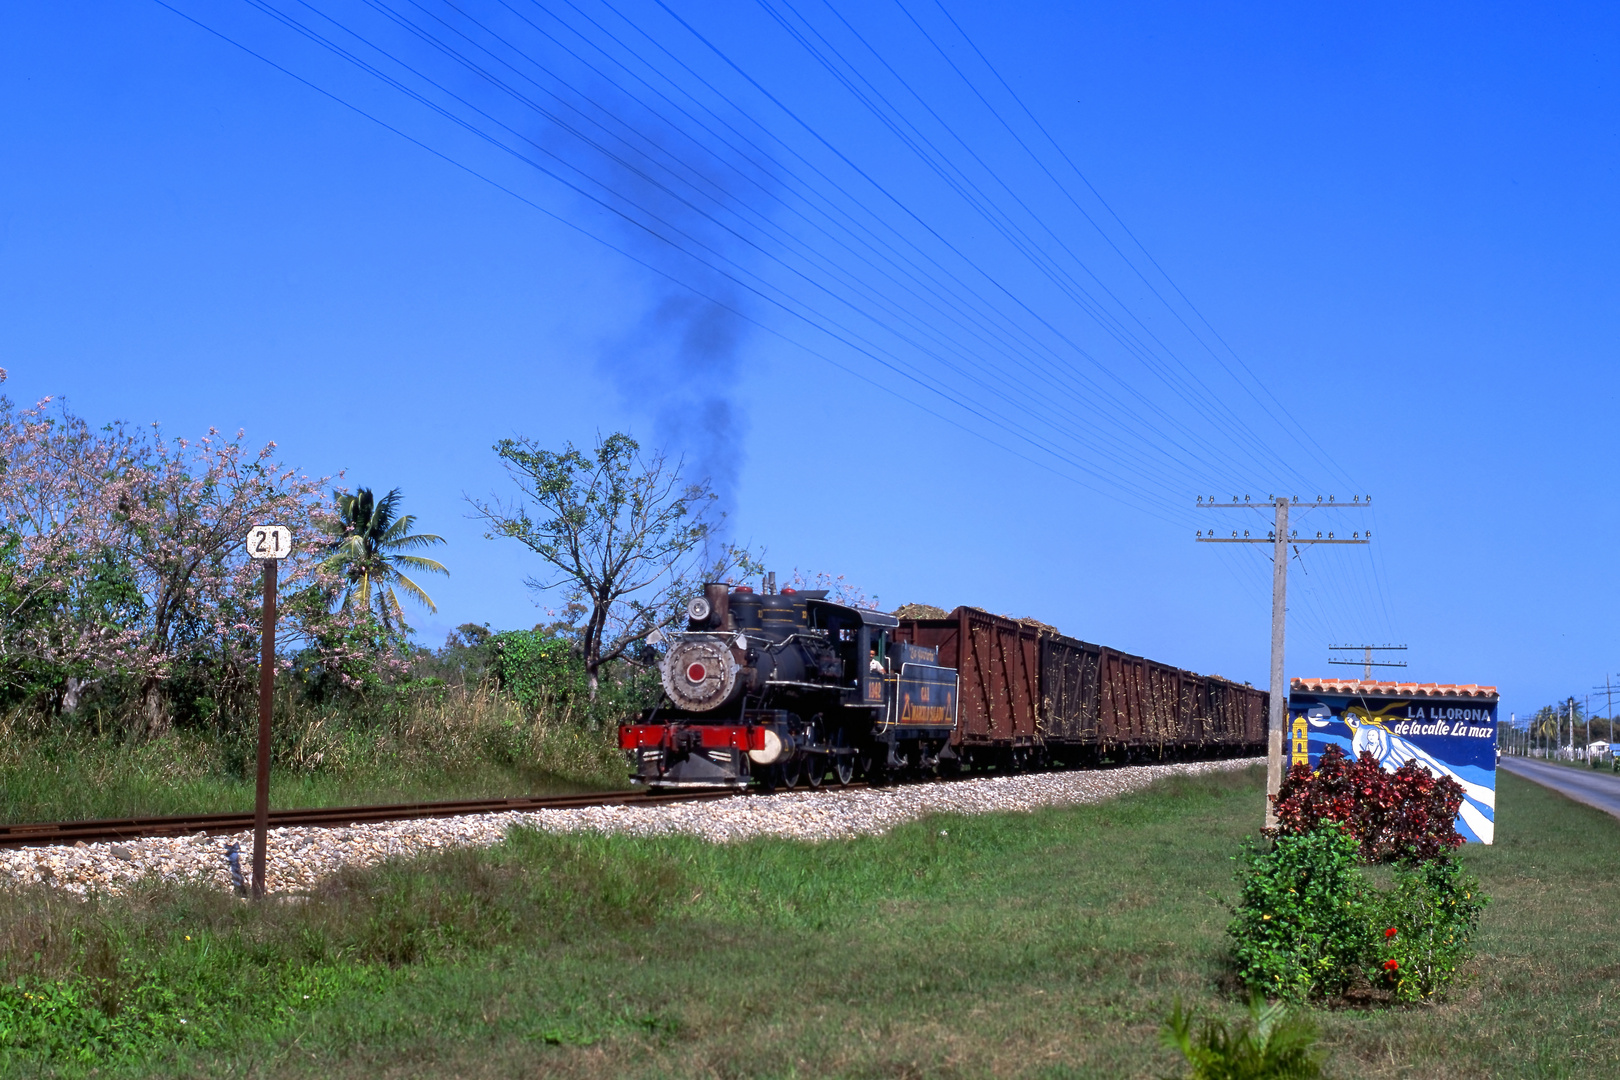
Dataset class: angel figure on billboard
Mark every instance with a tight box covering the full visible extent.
[1338,703,1496,843]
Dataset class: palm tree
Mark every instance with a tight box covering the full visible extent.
[321,487,448,632]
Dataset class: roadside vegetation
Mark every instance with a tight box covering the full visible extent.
[0,383,755,823]
[1,767,1616,1077]
[0,681,630,824]
[1506,700,1618,761]
[0,625,642,823]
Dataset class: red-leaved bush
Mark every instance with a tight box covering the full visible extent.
[1269,745,1466,863]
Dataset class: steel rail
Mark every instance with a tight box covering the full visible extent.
[0,754,1258,851]
[0,787,744,850]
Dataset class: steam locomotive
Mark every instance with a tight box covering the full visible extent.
[618,579,1268,789]
[618,581,959,788]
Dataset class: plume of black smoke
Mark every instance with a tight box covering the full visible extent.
[525,66,778,543]
[364,0,783,548]
[605,288,748,530]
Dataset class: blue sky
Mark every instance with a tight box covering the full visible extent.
[2,1,1615,721]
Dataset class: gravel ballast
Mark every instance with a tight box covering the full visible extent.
[0,758,1260,897]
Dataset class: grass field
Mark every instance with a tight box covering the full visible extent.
[2,765,1617,1077]
[0,752,607,823]
[0,689,627,824]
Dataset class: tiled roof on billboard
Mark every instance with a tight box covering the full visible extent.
[1291,678,1498,700]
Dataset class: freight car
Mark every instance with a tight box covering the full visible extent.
[893,607,1267,769]
[618,581,1266,788]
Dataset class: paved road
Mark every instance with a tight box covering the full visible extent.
[1499,756,1620,821]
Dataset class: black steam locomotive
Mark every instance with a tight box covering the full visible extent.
[618,581,959,788]
[620,578,1269,789]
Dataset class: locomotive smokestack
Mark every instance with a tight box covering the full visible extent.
[704,582,730,629]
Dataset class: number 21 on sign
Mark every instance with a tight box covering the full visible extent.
[246,525,291,561]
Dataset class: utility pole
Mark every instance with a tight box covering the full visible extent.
[1197,494,1371,827]
[1600,676,1617,752]
[1328,643,1407,679]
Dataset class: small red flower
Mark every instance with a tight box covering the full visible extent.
[1385,927,1398,938]
[1383,959,1399,972]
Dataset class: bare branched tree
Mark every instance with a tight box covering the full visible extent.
[468,432,756,699]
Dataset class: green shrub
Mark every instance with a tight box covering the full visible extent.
[1230,823,1489,1004]
[1228,823,1370,1002]
[493,629,587,715]
[1368,854,1488,1002]
[1162,993,1325,1079]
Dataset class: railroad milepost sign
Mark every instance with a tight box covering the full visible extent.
[245,524,292,561]
[245,525,290,898]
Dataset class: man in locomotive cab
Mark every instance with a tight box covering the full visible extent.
[867,633,888,674]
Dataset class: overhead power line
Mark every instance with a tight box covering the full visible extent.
[150,0,1395,646]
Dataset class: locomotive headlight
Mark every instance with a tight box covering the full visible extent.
[686,596,712,622]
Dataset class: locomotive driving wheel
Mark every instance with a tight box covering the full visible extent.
[779,753,802,789]
[831,727,855,786]
[803,716,825,788]
[857,739,884,785]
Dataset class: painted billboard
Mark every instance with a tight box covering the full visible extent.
[1288,679,1500,844]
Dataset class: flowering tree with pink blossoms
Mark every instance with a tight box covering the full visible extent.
[0,380,379,735]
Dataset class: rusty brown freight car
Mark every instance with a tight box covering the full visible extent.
[1044,636,1176,751]
[898,607,1267,765]
[893,608,1044,764]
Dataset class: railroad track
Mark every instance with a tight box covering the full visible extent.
[0,757,1257,854]
[0,787,746,850]
[0,756,1220,851]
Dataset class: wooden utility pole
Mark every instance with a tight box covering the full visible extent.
[1598,677,1617,753]
[1197,495,1371,827]
[1267,498,1287,825]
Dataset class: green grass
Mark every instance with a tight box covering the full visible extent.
[0,751,606,823]
[0,687,628,823]
[1,766,1617,1077]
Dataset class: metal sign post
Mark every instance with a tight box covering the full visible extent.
[246,524,292,899]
